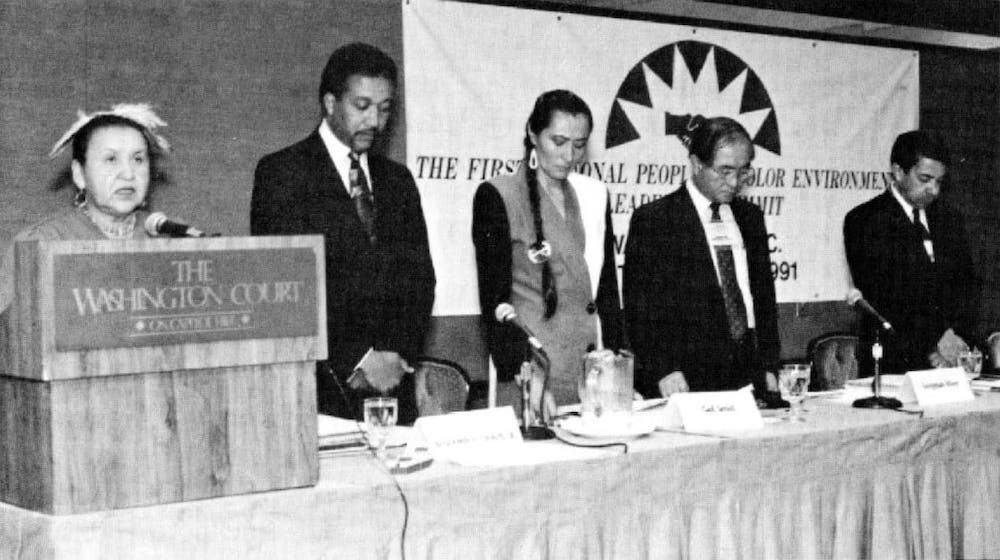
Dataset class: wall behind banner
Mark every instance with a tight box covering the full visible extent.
[0,1,996,385]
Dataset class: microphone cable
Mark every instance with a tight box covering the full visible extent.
[357,419,410,560]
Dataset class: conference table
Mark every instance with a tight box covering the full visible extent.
[2,392,999,559]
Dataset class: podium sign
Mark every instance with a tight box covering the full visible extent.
[0,236,326,514]
[53,248,317,350]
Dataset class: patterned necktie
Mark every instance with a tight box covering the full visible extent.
[349,153,376,243]
[710,202,748,341]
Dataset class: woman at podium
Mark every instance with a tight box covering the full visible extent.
[21,103,170,241]
[0,103,170,310]
[472,90,624,409]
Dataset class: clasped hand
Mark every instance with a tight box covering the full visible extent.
[350,350,413,392]
[928,328,968,368]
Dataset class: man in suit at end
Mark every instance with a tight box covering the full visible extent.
[844,130,980,374]
[624,116,780,399]
[251,43,435,424]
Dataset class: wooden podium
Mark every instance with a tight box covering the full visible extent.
[0,235,326,514]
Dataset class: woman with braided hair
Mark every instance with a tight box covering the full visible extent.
[473,90,623,412]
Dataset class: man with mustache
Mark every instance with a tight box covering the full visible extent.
[251,43,435,424]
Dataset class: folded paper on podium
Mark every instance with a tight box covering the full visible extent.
[0,235,327,514]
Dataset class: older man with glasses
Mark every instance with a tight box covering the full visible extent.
[625,115,780,400]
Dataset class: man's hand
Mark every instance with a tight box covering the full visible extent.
[658,371,690,398]
[351,350,412,392]
[929,328,969,368]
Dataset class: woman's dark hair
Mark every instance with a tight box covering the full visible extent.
[523,90,593,319]
[70,114,160,163]
[684,115,753,165]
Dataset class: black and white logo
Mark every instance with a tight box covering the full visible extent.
[606,40,780,156]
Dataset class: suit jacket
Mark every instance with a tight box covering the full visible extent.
[251,131,436,423]
[472,170,623,404]
[844,190,977,373]
[624,185,779,396]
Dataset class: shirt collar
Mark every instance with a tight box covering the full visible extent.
[318,119,363,166]
[889,184,918,220]
[686,180,715,215]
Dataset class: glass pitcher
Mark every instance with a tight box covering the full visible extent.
[579,349,634,421]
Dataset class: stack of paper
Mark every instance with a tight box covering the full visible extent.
[317,414,367,453]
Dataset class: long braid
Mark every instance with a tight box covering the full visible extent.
[523,90,592,319]
[524,147,557,319]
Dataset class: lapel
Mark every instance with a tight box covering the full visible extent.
[880,190,932,264]
[302,133,374,240]
[301,132,349,200]
[539,179,592,293]
[675,185,716,273]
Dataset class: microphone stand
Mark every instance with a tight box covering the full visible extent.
[853,328,902,409]
[517,346,554,440]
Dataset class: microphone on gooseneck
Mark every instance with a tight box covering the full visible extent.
[846,289,894,334]
[494,303,549,364]
[144,212,206,238]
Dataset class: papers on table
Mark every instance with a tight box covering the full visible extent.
[317,414,367,454]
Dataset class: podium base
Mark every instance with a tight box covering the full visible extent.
[852,395,903,409]
[521,425,555,440]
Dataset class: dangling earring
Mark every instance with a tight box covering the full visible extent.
[74,188,87,208]
[528,148,538,170]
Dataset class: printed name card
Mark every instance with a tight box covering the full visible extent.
[663,390,764,432]
[900,367,974,406]
[413,406,523,461]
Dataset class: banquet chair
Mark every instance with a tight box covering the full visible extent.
[989,333,1000,372]
[807,332,859,391]
[414,357,471,417]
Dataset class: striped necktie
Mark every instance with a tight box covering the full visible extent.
[710,202,748,341]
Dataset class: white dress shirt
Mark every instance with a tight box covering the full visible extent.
[889,185,934,261]
[318,119,373,195]
[686,181,757,328]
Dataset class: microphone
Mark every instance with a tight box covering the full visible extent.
[846,289,894,333]
[494,303,549,363]
[144,212,206,238]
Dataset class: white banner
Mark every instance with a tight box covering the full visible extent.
[403,0,918,315]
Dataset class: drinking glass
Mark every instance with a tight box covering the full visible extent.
[778,364,811,422]
[958,348,983,379]
[363,397,398,459]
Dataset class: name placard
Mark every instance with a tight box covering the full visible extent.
[663,390,764,432]
[52,248,318,351]
[900,367,974,406]
[413,406,522,459]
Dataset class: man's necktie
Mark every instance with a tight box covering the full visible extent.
[912,208,934,261]
[710,202,748,341]
[349,153,376,243]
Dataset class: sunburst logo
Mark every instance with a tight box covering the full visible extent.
[606,41,780,157]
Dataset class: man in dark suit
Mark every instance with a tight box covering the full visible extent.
[251,43,435,424]
[624,116,779,398]
[844,130,978,374]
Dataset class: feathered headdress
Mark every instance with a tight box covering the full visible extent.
[49,103,171,158]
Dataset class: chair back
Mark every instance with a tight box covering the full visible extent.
[989,334,1000,372]
[807,332,859,391]
[414,357,471,417]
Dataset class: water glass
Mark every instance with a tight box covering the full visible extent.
[959,348,983,379]
[363,397,398,459]
[778,364,811,422]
